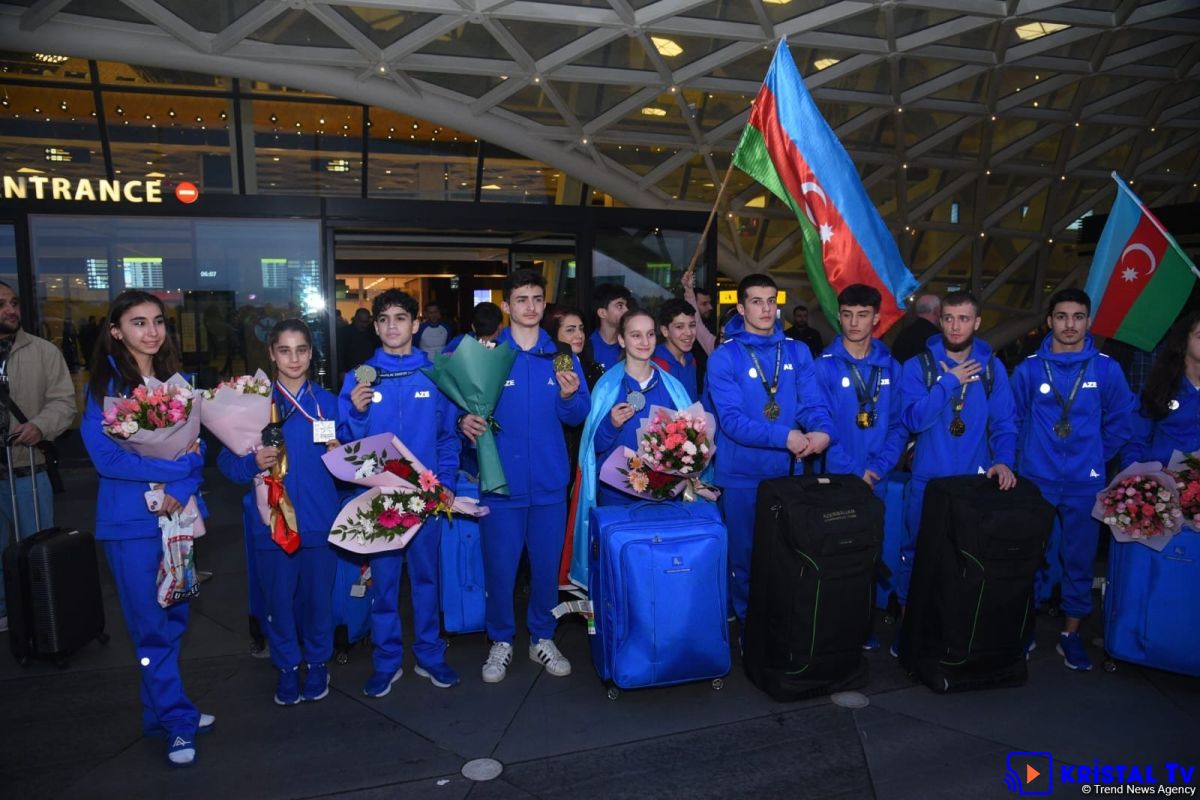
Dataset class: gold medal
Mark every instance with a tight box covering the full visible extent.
[949,418,966,437]
[353,364,378,385]
[1054,419,1071,438]
[552,352,574,373]
[764,399,780,421]
[856,410,875,429]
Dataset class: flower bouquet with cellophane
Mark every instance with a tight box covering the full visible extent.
[1167,449,1200,532]
[1092,461,1184,551]
[321,433,488,554]
[198,369,273,455]
[102,373,205,536]
[599,402,719,502]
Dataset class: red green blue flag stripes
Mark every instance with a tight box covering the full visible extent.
[732,40,917,333]
[1084,173,1199,351]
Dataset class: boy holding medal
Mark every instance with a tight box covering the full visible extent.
[896,290,1017,652]
[813,284,908,648]
[1010,288,1135,670]
[338,289,461,696]
[704,274,835,626]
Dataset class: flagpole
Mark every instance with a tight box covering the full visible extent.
[682,160,737,281]
[1111,171,1200,280]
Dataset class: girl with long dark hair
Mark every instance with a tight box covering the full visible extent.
[81,290,207,767]
[1125,310,1200,465]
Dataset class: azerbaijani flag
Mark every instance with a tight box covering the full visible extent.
[1083,173,1199,351]
[732,40,917,333]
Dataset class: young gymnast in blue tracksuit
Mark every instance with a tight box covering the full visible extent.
[588,283,632,373]
[704,274,836,626]
[1123,310,1200,467]
[457,269,590,684]
[218,319,343,705]
[813,284,908,648]
[81,290,208,768]
[338,289,461,696]
[898,290,1017,645]
[1011,289,1137,671]
[651,298,701,403]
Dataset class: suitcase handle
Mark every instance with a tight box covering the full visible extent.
[626,500,699,519]
[5,435,41,539]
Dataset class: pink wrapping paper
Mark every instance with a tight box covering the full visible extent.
[198,370,272,455]
[632,401,718,479]
[1091,461,1184,552]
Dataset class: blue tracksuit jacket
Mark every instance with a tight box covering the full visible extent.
[1123,379,1200,467]
[815,337,907,479]
[589,330,622,374]
[651,343,700,403]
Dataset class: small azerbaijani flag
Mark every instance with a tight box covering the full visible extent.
[732,40,917,333]
[1083,172,1199,351]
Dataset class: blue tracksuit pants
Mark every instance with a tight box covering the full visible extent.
[481,503,566,644]
[241,502,266,627]
[719,486,757,624]
[1030,479,1102,619]
[104,537,200,738]
[257,545,336,669]
[368,517,446,674]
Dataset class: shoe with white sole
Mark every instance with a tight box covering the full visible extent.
[414,661,460,688]
[166,735,196,767]
[362,668,402,698]
[529,638,571,677]
[481,641,513,684]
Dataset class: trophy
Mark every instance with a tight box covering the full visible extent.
[262,402,288,479]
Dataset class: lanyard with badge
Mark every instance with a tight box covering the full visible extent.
[1042,359,1089,439]
[743,342,783,420]
[276,381,336,443]
[848,363,881,429]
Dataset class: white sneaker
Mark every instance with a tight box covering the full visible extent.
[481,641,513,683]
[529,638,571,677]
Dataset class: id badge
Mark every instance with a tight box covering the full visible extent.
[312,419,336,443]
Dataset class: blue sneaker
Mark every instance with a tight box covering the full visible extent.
[302,663,330,702]
[414,660,460,689]
[166,735,196,768]
[1056,632,1092,671]
[274,666,302,705]
[862,633,881,652]
[362,668,403,698]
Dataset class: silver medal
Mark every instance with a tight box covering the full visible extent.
[626,390,646,412]
[354,364,378,385]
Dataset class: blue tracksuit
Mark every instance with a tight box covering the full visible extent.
[705,315,836,623]
[592,368,678,506]
[1123,380,1200,467]
[898,335,1017,604]
[337,348,460,673]
[589,330,622,373]
[81,386,206,739]
[479,327,590,644]
[218,381,342,669]
[1012,334,1136,618]
[651,343,700,403]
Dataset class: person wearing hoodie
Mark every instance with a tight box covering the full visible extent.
[704,273,836,626]
[897,290,1017,652]
[1122,310,1200,468]
[81,290,208,768]
[651,298,701,403]
[1011,288,1136,671]
[219,319,343,705]
[813,284,908,649]
[338,289,461,696]
[458,269,590,684]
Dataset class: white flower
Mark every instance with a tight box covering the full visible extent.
[121,419,140,435]
[699,443,709,454]
[407,496,424,513]
[682,441,697,456]
[382,496,396,510]
[354,457,377,479]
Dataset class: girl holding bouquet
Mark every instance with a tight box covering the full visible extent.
[217,319,343,706]
[1124,311,1200,466]
[81,290,208,768]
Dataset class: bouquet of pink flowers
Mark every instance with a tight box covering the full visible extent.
[1092,461,1184,551]
[1167,450,1200,531]
[101,373,205,536]
[599,402,719,502]
[198,370,273,455]
[321,433,488,553]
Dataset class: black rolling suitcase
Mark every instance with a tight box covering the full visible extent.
[898,475,1053,693]
[744,473,884,701]
[3,441,107,667]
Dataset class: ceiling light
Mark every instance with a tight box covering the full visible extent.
[1015,21,1069,41]
[146,171,166,178]
[651,37,683,57]
[814,57,839,70]
[763,0,792,4]
[33,53,69,64]
[641,107,667,117]
[17,167,45,174]
[482,183,501,190]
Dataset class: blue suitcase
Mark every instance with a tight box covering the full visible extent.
[440,471,486,634]
[588,501,731,691]
[1103,530,1200,677]
[331,550,373,663]
[876,471,908,610]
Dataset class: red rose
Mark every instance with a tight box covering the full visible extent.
[383,459,416,479]
[646,470,675,490]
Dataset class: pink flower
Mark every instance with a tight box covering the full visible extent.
[398,513,421,529]
[418,470,440,492]
[378,509,403,529]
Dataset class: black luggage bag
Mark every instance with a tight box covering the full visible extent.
[744,474,884,701]
[3,442,106,667]
[898,475,1053,692]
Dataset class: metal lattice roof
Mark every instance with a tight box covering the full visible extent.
[2,0,1199,317]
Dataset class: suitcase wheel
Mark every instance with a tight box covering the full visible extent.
[711,678,724,691]
[606,686,621,701]
[1103,659,1118,674]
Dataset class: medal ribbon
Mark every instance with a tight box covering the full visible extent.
[848,363,881,416]
[274,381,325,422]
[743,342,783,410]
[624,371,659,397]
[1042,359,1089,434]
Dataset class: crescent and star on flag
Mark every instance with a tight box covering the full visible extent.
[1118,242,1157,283]
[799,181,835,244]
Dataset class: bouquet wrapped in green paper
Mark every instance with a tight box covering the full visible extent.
[422,335,517,495]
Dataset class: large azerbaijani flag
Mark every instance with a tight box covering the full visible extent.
[732,40,917,333]
[1083,173,1199,351]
